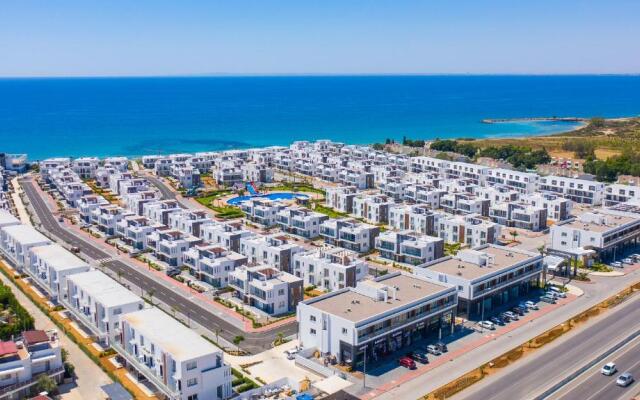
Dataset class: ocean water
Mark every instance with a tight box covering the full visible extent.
[1,75,639,160]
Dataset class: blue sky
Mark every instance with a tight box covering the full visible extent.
[1,0,639,76]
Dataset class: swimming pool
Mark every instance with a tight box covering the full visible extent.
[227,192,310,205]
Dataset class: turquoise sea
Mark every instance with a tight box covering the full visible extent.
[1,75,639,160]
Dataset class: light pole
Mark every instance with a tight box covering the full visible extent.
[360,344,368,389]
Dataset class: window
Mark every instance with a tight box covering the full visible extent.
[187,377,198,387]
[342,328,348,335]
[310,328,317,335]
[310,315,316,322]
[186,361,197,371]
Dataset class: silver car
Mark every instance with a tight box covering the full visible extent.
[616,372,634,387]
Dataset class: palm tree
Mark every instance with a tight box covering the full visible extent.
[146,289,155,306]
[233,335,245,353]
[117,269,123,284]
[510,230,519,243]
[275,332,284,346]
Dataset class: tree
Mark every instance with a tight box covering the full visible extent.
[274,332,285,346]
[146,289,155,306]
[35,374,58,395]
[510,230,519,243]
[233,335,245,353]
[589,117,606,128]
[117,269,123,284]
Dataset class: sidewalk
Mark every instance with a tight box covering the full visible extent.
[10,176,33,225]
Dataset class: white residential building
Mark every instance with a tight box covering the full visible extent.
[292,247,368,291]
[325,186,358,213]
[200,221,253,253]
[604,183,640,207]
[118,308,232,400]
[147,229,201,267]
[28,243,90,300]
[376,230,444,265]
[490,202,548,231]
[485,168,539,194]
[241,198,285,227]
[352,194,393,224]
[320,219,380,253]
[143,200,182,226]
[538,175,605,205]
[78,195,110,223]
[521,193,572,221]
[388,204,442,235]
[0,224,51,269]
[65,270,144,343]
[276,207,328,238]
[229,265,303,316]
[239,233,304,273]
[437,214,501,247]
[168,210,212,238]
[183,245,247,288]
[72,157,100,179]
[116,216,161,250]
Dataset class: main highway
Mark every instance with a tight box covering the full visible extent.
[550,335,640,400]
[455,292,640,400]
[20,176,297,353]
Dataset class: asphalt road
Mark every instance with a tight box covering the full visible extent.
[144,175,177,201]
[20,177,297,353]
[456,293,640,400]
[551,336,640,400]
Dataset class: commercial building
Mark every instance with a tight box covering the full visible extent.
[415,245,544,318]
[297,273,457,369]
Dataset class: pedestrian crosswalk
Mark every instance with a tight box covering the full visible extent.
[95,257,114,265]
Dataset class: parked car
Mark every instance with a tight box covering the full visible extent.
[434,342,448,353]
[490,316,505,326]
[524,300,539,310]
[616,372,634,387]
[408,351,429,364]
[512,306,525,316]
[622,257,634,265]
[601,362,617,376]
[58,216,64,222]
[611,261,623,268]
[70,246,81,254]
[503,311,518,321]
[426,345,442,356]
[540,295,557,304]
[631,254,640,261]
[479,320,495,330]
[285,348,299,360]
[399,356,417,369]
[166,268,181,277]
[518,302,530,311]
[545,291,560,299]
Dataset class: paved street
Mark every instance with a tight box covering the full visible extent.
[550,335,640,400]
[454,292,640,400]
[20,177,297,354]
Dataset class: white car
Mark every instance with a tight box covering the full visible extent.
[616,372,634,387]
[622,258,633,264]
[524,301,539,310]
[611,261,623,268]
[479,321,495,330]
[601,362,617,376]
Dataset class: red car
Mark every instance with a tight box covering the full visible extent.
[399,356,417,369]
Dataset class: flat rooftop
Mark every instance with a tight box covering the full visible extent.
[69,270,142,307]
[0,210,21,227]
[121,308,219,361]
[562,214,639,233]
[30,244,88,271]
[308,274,451,323]
[1,224,50,245]
[425,246,538,280]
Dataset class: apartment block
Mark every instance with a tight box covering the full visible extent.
[320,219,380,253]
[183,245,247,288]
[276,207,328,238]
[538,175,605,205]
[352,194,393,224]
[376,230,444,265]
[239,234,303,273]
[240,198,285,227]
[292,247,368,291]
[28,243,90,300]
[229,265,303,316]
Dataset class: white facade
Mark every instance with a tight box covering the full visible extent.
[28,243,90,300]
[292,247,368,291]
[119,308,232,400]
[539,175,605,205]
[183,245,247,288]
[0,224,51,269]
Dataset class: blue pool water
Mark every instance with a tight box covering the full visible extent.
[1,75,639,159]
[227,192,310,205]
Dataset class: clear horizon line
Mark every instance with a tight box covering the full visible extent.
[1,72,640,80]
